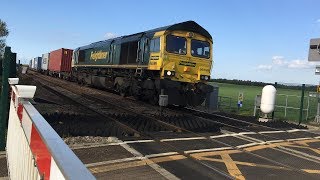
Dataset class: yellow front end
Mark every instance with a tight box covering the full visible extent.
[148,30,213,83]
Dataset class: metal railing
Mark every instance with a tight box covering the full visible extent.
[6,78,95,180]
[275,94,310,119]
[253,94,312,121]
[218,96,232,112]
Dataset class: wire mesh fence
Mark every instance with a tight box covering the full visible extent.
[211,81,318,123]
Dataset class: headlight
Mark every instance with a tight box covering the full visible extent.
[200,75,210,81]
[164,70,175,77]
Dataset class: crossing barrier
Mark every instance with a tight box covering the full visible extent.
[6,78,95,180]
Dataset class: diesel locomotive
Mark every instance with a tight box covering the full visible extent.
[71,21,213,106]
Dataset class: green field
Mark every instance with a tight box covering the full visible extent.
[210,82,318,123]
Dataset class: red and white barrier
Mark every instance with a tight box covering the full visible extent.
[6,78,95,180]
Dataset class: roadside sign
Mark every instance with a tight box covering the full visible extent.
[316,66,320,75]
[238,92,244,108]
[308,38,320,62]
[238,92,244,101]
[317,85,320,93]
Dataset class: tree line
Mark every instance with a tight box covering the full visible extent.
[0,19,9,75]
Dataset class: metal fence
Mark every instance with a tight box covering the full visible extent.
[207,82,318,122]
[6,78,95,180]
[275,94,310,120]
[253,94,314,121]
[218,96,232,112]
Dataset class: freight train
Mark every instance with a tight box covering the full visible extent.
[29,21,214,106]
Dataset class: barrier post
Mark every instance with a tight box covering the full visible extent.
[0,47,11,150]
[299,84,306,125]
[9,52,17,78]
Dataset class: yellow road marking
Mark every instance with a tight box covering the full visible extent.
[244,142,292,152]
[198,156,290,171]
[191,149,241,159]
[283,144,320,155]
[90,159,146,173]
[293,139,320,147]
[89,154,187,174]
[151,154,187,163]
[220,153,245,180]
[199,156,255,166]
[302,169,320,174]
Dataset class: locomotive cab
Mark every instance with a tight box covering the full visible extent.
[145,27,213,106]
[160,31,212,83]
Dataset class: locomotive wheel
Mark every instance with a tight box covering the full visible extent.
[116,84,127,97]
[148,90,159,105]
[120,89,126,97]
[149,95,159,105]
[133,94,142,101]
[80,78,87,86]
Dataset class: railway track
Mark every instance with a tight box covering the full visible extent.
[27,72,320,179]
[31,72,225,136]
[31,71,311,142]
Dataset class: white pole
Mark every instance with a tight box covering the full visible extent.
[285,95,288,117]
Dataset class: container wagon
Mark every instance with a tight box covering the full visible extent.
[48,48,73,78]
[41,53,50,74]
[29,59,32,69]
[30,59,35,70]
[33,57,42,71]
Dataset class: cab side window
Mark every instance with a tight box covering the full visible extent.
[78,50,85,62]
[150,37,160,52]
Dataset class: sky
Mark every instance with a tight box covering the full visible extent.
[1,0,320,85]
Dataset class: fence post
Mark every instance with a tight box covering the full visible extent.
[272,82,277,120]
[299,84,306,125]
[9,52,17,78]
[285,95,288,117]
[0,47,11,150]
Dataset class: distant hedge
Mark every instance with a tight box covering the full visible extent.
[211,78,316,91]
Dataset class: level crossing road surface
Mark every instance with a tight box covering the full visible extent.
[64,129,320,179]
[1,129,320,179]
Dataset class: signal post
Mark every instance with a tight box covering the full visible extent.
[0,47,17,150]
[308,38,320,123]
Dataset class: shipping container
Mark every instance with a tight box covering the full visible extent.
[49,48,73,73]
[34,57,42,71]
[41,53,50,71]
[29,59,32,68]
[30,59,35,69]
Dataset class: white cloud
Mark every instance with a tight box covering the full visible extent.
[256,56,318,70]
[256,64,272,70]
[287,59,316,69]
[317,19,320,23]
[272,56,286,65]
[104,32,117,39]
